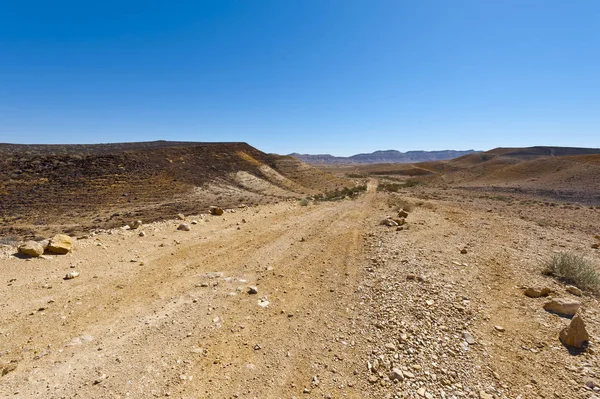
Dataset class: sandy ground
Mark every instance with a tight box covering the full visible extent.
[1,182,599,399]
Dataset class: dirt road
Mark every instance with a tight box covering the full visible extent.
[0,183,379,398]
[1,182,599,399]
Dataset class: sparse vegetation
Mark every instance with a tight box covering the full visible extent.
[314,185,367,202]
[298,198,310,206]
[377,182,402,192]
[543,252,600,293]
[378,178,423,192]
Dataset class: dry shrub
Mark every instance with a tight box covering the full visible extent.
[543,252,600,293]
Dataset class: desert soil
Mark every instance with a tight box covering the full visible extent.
[1,181,599,399]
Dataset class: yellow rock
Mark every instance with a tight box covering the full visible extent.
[47,234,73,254]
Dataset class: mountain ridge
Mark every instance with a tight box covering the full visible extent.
[289,149,479,164]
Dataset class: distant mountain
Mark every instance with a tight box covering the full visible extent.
[289,149,479,164]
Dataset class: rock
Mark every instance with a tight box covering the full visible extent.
[18,241,44,257]
[479,391,493,399]
[368,375,378,384]
[463,331,476,345]
[64,271,80,280]
[398,210,409,218]
[565,285,583,296]
[381,218,398,227]
[191,220,198,225]
[494,325,505,332]
[543,298,581,316]
[38,239,50,249]
[131,220,143,229]
[177,213,186,220]
[559,314,589,349]
[247,286,258,294]
[460,248,468,254]
[1,363,17,376]
[403,370,414,379]
[524,287,551,298]
[592,243,599,249]
[390,368,404,381]
[139,231,146,237]
[47,234,73,254]
[177,223,191,231]
[417,387,426,397]
[209,206,224,216]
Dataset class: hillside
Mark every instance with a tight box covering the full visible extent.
[0,141,349,239]
[290,149,478,164]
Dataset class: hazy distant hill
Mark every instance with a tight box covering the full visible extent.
[290,149,479,164]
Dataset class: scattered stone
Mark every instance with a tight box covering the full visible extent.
[592,243,599,249]
[559,314,589,349]
[247,286,258,294]
[139,231,146,237]
[209,206,224,216]
[494,325,505,332]
[93,374,107,385]
[368,375,378,384]
[1,363,17,376]
[463,331,476,345]
[417,387,426,397]
[47,234,73,254]
[18,241,44,257]
[398,210,409,218]
[177,213,186,220]
[131,220,142,229]
[191,220,198,225]
[460,248,468,254]
[177,223,191,231]
[390,368,404,381]
[565,285,582,296]
[543,298,581,316]
[381,218,398,227]
[479,391,493,399]
[64,271,80,280]
[524,287,551,298]
[258,298,270,308]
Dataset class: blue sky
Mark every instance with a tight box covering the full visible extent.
[1,1,598,155]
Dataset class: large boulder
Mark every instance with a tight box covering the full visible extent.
[209,206,224,216]
[47,234,73,254]
[559,314,589,349]
[18,241,44,257]
[543,298,581,316]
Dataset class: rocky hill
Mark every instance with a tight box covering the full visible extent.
[0,141,349,239]
[290,149,478,164]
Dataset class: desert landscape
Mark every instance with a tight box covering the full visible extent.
[1,142,599,399]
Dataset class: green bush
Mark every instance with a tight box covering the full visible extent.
[543,252,600,293]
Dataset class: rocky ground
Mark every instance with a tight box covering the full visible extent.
[1,181,599,398]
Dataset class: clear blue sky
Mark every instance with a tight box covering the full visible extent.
[1,1,598,155]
